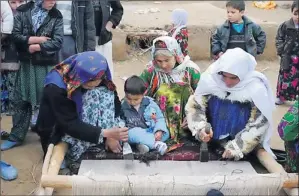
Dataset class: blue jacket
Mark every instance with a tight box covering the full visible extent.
[121,96,169,134]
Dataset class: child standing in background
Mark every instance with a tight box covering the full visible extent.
[275,0,299,105]
[121,76,170,155]
[168,9,189,57]
[211,0,266,60]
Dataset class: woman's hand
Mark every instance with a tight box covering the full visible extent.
[105,138,122,153]
[197,128,213,142]
[155,131,163,141]
[181,118,188,129]
[103,127,129,141]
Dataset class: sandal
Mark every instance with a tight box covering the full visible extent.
[0,161,18,181]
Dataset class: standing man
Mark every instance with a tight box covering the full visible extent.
[56,0,96,61]
[92,0,123,79]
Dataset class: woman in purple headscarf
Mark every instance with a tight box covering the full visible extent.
[33,51,129,161]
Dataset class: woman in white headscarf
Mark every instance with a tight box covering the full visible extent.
[168,9,189,57]
[185,48,276,160]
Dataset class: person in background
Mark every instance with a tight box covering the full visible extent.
[275,0,299,105]
[211,0,266,60]
[92,0,123,79]
[122,76,170,155]
[1,0,63,151]
[168,8,189,57]
[1,0,25,135]
[278,100,298,173]
[32,0,96,129]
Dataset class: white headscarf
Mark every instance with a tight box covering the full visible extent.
[194,48,276,157]
[171,9,188,38]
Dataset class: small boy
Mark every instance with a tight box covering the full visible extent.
[121,76,170,155]
[211,0,266,60]
[275,1,299,105]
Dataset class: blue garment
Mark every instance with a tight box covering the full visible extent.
[31,0,49,33]
[122,96,170,148]
[232,23,244,33]
[207,96,252,140]
[128,127,169,149]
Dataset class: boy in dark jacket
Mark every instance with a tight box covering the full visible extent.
[211,0,266,60]
[275,1,299,105]
[93,0,124,79]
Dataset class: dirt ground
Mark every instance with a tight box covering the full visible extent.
[0,1,295,195]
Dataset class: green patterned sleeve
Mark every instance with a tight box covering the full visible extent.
[189,68,201,91]
[140,67,153,89]
[278,101,299,142]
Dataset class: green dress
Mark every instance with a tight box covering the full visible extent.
[140,65,200,144]
[278,100,299,172]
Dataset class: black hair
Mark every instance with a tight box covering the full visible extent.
[226,0,246,12]
[291,0,299,12]
[124,75,147,95]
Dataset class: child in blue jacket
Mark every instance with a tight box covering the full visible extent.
[121,75,170,155]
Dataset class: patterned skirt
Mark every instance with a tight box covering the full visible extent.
[276,63,299,101]
[15,62,53,108]
[0,71,17,114]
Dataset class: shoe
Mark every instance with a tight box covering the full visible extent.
[0,161,18,181]
[1,140,21,151]
[206,189,224,196]
[1,130,10,140]
[137,144,150,154]
[154,141,167,155]
[275,98,285,105]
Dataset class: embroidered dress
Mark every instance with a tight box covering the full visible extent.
[278,101,299,172]
[140,36,200,145]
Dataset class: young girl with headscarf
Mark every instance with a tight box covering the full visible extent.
[140,36,200,145]
[185,48,276,160]
[34,51,128,163]
[1,0,63,151]
[168,9,189,57]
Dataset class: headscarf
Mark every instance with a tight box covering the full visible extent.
[31,0,49,33]
[194,48,276,157]
[170,9,188,38]
[53,51,115,116]
[147,36,199,93]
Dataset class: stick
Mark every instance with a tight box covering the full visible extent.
[256,148,299,196]
[40,173,298,190]
[44,142,68,195]
[35,144,54,195]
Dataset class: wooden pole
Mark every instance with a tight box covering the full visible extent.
[44,142,68,195]
[40,173,298,190]
[35,144,54,195]
[256,148,299,196]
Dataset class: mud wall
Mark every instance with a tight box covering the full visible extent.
[112,22,279,61]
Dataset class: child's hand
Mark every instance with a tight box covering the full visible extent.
[105,138,122,153]
[28,44,41,54]
[155,131,163,141]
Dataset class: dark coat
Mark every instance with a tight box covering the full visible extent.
[12,1,63,65]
